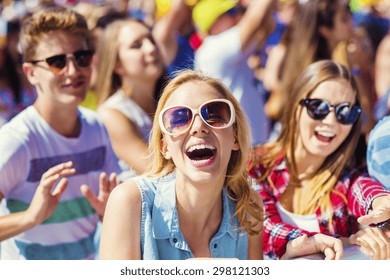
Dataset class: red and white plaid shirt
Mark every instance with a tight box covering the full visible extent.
[248,157,390,259]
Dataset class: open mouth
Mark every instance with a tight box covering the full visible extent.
[186,144,216,161]
[315,131,335,143]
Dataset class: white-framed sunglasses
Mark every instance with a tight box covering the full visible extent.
[159,99,236,136]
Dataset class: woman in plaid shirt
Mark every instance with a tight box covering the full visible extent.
[249,60,390,260]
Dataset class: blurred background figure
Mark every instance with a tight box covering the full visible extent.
[351,0,389,55]
[193,0,276,146]
[95,18,167,181]
[0,1,37,127]
[74,3,127,111]
[248,0,298,83]
[374,31,390,120]
[153,0,198,77]
[0,18,16,126]
[367,115,390,191]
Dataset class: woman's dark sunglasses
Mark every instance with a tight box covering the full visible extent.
[28,50,94,74]
[300,98,362,125]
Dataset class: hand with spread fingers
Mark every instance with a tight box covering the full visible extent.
[25,161,76,226]
[81,172,117,219]
[281,234,344,260]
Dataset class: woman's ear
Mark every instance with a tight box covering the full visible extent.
[160,137,172,159]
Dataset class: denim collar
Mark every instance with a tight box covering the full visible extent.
[152,174,238,243]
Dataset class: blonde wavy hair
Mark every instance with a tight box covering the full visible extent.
[20,6,91,62]
[148,70,262,235]
[255,60,362,226]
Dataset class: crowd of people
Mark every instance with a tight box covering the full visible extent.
[0,0,390,260]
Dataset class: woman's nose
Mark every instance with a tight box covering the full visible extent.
[189,114,209,135]
[322,108,338,125]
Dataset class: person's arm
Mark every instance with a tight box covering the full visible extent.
[238,0,275,52]
[346,171,390,221]
[263,43,287,119]
[152,0,194,66]
[262,43,286,91]
[345,172,390,259]
[0,161,75,241]
[98,107,151,175]
[99,180,142,259]
[281,234,343,260]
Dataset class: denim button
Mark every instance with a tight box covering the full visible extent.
[213,243,218,249]
[173,238,178,243]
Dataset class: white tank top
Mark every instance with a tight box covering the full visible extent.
[276,201,320,232]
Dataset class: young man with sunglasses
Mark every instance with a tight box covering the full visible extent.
[0,6,120,259]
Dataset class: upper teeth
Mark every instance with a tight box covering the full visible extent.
[317,131,335,137]
[187,144,216,152]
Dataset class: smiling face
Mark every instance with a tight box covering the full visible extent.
[114,21,162,82]
[23,31,91,107]
[296,78,356,163]
[161,81,239,185]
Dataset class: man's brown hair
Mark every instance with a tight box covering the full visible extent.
[20,6,90,61]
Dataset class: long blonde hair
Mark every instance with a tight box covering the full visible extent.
[255,60,362,224]
[148,70,262,235]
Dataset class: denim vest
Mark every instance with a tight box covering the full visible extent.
[134,173,248,260]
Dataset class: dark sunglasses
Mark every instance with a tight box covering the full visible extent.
[159,99,235,136]
[28,50,94,74]
[300,98,362,125]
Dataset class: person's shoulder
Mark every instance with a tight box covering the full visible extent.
[339,164,380,188]
[250,145,285,170]
[0,107,36,142]
[368,115,390,143]
[253,145,271,158]
[109,179,142,206]
[366,116,390,189]
[133,173,175,193]
[112,174,172,205]
[367,115,390,163]
[0,109,36,166]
